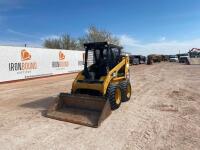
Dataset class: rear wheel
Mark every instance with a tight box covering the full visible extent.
[106,84,122,110]
[120,81,132,102]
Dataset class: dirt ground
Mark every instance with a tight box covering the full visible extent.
[0,62,200,150]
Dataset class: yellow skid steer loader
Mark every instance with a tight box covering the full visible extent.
[46,42,131,127]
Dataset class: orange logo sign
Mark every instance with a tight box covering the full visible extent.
[21,49,31,61]
[59,51,65,60]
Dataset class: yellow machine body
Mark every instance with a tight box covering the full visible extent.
[72,56,130,95]
[46,42,131,128]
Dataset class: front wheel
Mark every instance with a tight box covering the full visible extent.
[106,84,122,110]
[120,81,132,102]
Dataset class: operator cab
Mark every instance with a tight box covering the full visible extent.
[83,42,123,80]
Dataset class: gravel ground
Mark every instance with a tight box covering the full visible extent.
[0,62,200,150]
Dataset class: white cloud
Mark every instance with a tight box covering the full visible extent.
[159,36,166,41]
[40,35,60,41]
[0,39,42,47]
[7,29,60,42]
[119,34,200,55]
[84,29,89,34]
[119,34,139,46]
[3,29,60,46]
[7,29,39,39]
[3,29,43,47]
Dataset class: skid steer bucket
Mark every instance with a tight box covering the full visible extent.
[46,93,111,127]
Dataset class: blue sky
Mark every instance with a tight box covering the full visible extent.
[0,0,200,55]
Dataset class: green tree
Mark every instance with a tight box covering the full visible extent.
[44,38,61,49]
[43,34,78,50]
[78,26,120,49]
[60,34,78,50]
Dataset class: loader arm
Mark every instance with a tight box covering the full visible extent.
[102,56,129,95]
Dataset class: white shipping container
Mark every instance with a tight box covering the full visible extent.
[0,46,84,83]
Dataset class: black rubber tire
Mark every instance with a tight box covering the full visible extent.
[106,84,122,110]
[120,80,132,102]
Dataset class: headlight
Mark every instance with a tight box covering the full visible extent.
[126,64,129,68]
[126,72,130,79]
[112,72,117,77]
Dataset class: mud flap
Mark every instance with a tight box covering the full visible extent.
[46,93,112,128]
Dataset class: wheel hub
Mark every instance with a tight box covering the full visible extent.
[115,88,121,104]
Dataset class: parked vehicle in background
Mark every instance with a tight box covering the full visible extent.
[139,55,146,64]
[162,55,170,61]
[176,49,200,65]
[147,54,163,65]
[187,48,200,65]
[169,55,178,62]
[189,48,200,58]
[179,55,189,63]
[129,55,146,65]
[177,53,189,63]
[129,55,139,65]
[133,57,140,65]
